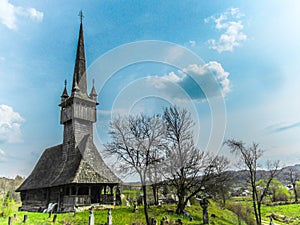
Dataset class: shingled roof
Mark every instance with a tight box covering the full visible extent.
[17,134,120,191]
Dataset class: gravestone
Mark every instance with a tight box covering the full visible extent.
[133,202,138,212]
[88,207,94,225]
[107,208,112,225]
[186,199,191,207]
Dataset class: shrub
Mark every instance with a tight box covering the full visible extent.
[0,192,16,217]
[226,202,256,225]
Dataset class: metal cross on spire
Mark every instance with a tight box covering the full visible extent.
[79,10,84,23]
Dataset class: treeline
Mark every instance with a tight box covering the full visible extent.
[0,176,24,203]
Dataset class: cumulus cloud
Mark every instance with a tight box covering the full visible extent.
[0,104,25,143]
[0,0,43,30]
[183,62,230,95]
[205,8,247,53]
[147,61,230,101]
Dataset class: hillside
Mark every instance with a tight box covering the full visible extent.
[0,176,24,203]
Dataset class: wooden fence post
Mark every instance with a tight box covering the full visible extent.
[23,214,28,223]
[8,216,12,225]
[53,214,57,223]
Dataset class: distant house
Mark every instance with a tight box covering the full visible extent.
[16,18,121,212]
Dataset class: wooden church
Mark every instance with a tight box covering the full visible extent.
[17,17,121,212]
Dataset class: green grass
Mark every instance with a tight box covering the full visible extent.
[261,203,300,224]
[7,197,300,224]
[228,197,300,225]
[0,203,243,225]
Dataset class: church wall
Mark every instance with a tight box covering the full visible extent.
[74,119,93,141]
[20,189,48,212]
[49,187,61,203]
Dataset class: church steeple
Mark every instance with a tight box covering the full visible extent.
[72,11,87,96]
[89,79,98,101]
[61,80,69,102]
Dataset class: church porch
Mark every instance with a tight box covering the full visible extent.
[61,183,120,212]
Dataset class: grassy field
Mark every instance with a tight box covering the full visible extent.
[2,199,300,224]
[227,197,300,225]
[261,204,300,224]
[0,203,245,225]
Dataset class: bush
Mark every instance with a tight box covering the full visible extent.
[274,187,290,202]
[0,192,16,217]
[226,202,256,225]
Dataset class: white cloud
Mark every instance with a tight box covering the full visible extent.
[189,40,196,47]
[0,148,5,161]
[0,0,43,30]
[27,8,43,22]
[147,61,230,101]
[206,8,247,53]
[0,0,16,29]
[0,104,25,143]
[183,62,230,95]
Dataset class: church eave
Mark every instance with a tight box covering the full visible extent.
[59,95,97,107]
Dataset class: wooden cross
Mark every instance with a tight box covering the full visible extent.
[79,10,84,23]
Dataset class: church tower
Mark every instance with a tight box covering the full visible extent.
[17,14,121,212]
[59,18,98,154]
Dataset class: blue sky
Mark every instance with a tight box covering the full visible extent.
[1,0,300,177]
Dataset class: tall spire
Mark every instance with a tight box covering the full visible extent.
[72,10,87,95]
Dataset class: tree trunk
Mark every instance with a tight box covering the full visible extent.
[176,193,185,214]
[257,202,262,225]
[152,184,158,205]
[142,185,150,225]
[293,183,298,202]
[252,185,259,225]
[221,186,226,207]
[200,198,210,225]
[202,206,209,224]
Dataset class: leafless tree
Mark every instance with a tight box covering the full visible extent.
[147,160,163,205]
[285,167,299,202]
[162,106,212,214]
[225,139,280,225]
[204,155,232,207]
[105,114,164,225]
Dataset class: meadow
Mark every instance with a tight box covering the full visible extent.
[0,202,245,225]
[1,193,300,224]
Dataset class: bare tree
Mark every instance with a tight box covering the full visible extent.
[147,161,163,205]
[285,167,299,202]
[204,155,232,207]
[225,139,280,225]
[162,106,211,214]
[105,114,164,225]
